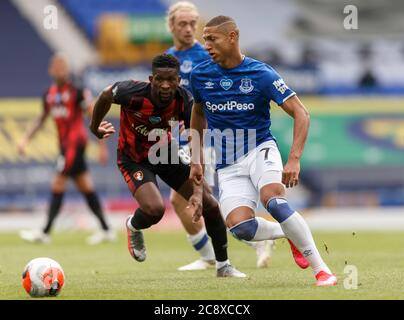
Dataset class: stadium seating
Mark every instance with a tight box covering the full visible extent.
[59,0,167,39]
[0,0,52,96]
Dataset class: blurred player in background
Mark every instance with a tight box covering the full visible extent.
[189,16,336,286]
[18,53,116,245]
[89,54,246,278]
[166,1,273,271]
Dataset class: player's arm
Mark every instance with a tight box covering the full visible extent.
[188,101,206,222]
[17,101,49,156]
[89,85,116,140]
[279,95,310,188]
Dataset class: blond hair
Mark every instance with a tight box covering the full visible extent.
[166,1,199,31]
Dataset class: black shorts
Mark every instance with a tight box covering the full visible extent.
[117,153,191,196]
[56,145,88,177]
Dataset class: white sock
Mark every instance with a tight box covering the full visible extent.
[251,217,285,241]
[237,217,286,248]
[188,228,215,262]
[280,212,332,275]
[231,217,285,247]
[216,259,230,269]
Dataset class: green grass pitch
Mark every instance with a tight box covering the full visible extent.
[0,230,403,300]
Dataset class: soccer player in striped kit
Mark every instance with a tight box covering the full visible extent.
[18,53,115,245]
[89,54,245,278]
[165,1,274,271]
[189,16,336,286]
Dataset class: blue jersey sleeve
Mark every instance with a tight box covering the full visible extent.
[260,66,296,106]
[189,70,202,103]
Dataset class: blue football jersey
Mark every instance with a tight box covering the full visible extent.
[190,56,296,169]
[166,42,211,92]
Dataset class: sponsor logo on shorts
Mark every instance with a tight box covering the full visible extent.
[133,171,144,181]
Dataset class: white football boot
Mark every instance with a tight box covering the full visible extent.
[255,240,275,268]
[217,264,247,278]
[86,230,117,245]
[19,229,50,244]
[178,259,215,271]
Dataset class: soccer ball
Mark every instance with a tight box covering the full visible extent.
[22,257,65,297]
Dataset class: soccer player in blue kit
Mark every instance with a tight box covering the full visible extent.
[189,16,337,286]
[165,2,274,271]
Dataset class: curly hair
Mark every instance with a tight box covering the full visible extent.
[152,54,180,73]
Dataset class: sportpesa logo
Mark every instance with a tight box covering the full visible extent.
[205,101,255,113]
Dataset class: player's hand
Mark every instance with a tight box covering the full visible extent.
[188,164,203,222]
[190,163,203,183]
[187,193,203,223]
[282,158,300,188]
[92,121,115,139]
[17,139,27,156]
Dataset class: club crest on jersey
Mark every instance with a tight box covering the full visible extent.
[133,171,144,181]
[180,60,193,73]
[220,79,233,90]
[149,116,162,124]
[239,78,254,94]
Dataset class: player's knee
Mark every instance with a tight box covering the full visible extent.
[202,198,221,222]
[266,198,295,223]
[142,202,165,220]
[202,191,219,213]
[259,182,285,206]
[229,218,258,241]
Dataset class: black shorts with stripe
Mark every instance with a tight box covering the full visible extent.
[56,144,88,177]
[117,152,191,196]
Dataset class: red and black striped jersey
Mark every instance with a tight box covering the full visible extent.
[43,83,91,150]
[112,80,193,163]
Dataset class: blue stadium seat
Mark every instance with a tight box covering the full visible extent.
[59,0,167,39]
[0,0,52,96]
